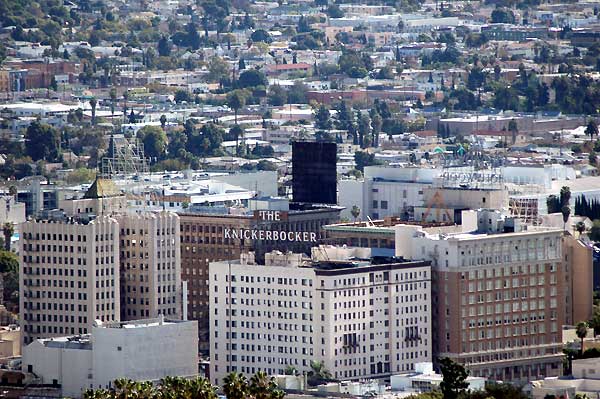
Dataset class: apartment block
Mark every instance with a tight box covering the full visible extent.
[19,214,120,345]
[209,248,432,385]
[180,201,342,354]
[117,211,182,320]
[394,209,591,382]
[19,178,186,346]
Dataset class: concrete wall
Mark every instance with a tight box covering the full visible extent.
[92,320,198,387]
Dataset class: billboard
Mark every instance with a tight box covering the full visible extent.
[292,141,337,204]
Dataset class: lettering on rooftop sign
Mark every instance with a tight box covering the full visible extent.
[224,228,317,243]
[253,210,289,221]
[223,210,316,242]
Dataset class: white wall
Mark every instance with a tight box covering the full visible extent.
[92,321,198,387]
[338,179,364,220]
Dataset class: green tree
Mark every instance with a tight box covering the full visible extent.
[288,81,307,104]
[227,90,249,125]
[508,119,518,144]
[371,111,382,148]
[2,223,13,251]
[491,8,516,23]
[577,321,589,356]
[249,371,285,399]
[186,122,224,156]
[157,35,171,56]
[314,105,332,130]
[257,160,278,171]
[167,130,188,157]
[439,357,469,399]
[307,360,332,386]
[223,372,249,399]
[586,119,598,141]
[137,126,167,160]
[109,88,117,117]
[89,97,97,125]
[207,56,230,83]
[229,124,244,155]
[160,114,167,130]
[562,205,571,231]
[547,195,560,214]
[354,151,379,172]
[174,89,191,103]
[358,112,371,148]
[351,205,361,223]
[268,85,288,106]
[561,186,572,208]
[250,29,273,43]
[0,249,18,311]
[238,69,268,89]
[25,120,61,162]
[326,4,344,18]
[590,219,600,242]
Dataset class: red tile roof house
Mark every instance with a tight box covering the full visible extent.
[265,63,312,76]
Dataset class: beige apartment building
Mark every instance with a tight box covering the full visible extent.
[395,209,593,382]
[20,178,185,345]
[117,211,182,320]
[19,214,120,345]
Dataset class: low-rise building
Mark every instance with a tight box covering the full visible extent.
[22,317,198,398]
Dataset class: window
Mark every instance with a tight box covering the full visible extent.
[372,200,378,209]
[381,201,388,210]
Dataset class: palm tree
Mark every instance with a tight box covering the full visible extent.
[123,91,129,120]
[226,90,247,126]
[113,378,141,399]
[90,97,97,126]
[188,377,218,399]
[160,114,167,130]
[577,321,589,356]
[351,205,361,224]
[83,388,111,399]
[250,371,284,399]
[307,360,332,386]
[284,365,299,376]
[223,372,249,399]
[109,87,117,118]
[3,222,14,251]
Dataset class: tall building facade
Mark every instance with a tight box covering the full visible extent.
[394,209,591,382]
[20,178,185,345]
[209,249,432,385]
[180,203,342,354]
[19,214,121,345]
[118,211,182,320]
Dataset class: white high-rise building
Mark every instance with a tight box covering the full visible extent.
[209,248,432,385]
